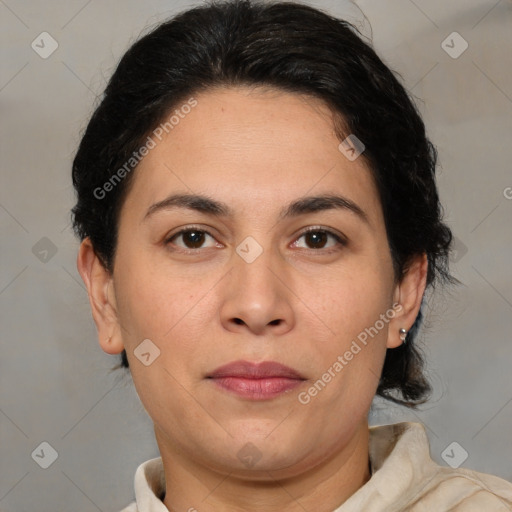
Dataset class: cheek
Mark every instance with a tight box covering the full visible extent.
[113,244,202,341]
[302,267,393,401]
[112,247,219,394]
[113,260,208,419]
[318,266,393,339]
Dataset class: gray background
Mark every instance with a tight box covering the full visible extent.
[1,0,511,510]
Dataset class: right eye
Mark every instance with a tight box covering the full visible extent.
[164,226,220,253]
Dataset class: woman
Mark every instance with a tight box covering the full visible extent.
[71,1,512,510]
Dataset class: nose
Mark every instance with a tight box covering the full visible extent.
[219,245,295,337]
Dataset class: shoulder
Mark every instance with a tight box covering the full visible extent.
[117,457,166,512]
[369,422,512,511]
[407,465,512,511]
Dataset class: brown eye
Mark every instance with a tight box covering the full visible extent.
[304,231,328,249]
[293,228,346,251]
[166,228,217,251]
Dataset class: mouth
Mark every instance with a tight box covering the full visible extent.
[207,360,307,400]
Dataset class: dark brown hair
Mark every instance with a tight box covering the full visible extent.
[72,0,455,407]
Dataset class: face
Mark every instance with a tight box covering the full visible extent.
[83,86,421,480]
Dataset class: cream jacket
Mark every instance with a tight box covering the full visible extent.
[119,422,512,511]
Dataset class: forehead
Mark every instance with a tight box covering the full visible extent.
[122,86,383,225]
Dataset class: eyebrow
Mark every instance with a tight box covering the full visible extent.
[143,192,369,224]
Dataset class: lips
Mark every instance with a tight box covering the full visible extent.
[208,360,305,379]
[207,360,306,400]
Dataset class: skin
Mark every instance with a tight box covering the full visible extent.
[78,86,427,512]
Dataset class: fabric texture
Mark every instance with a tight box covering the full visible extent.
[119,422,512,511]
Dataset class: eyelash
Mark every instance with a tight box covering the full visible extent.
[164,225,347,255]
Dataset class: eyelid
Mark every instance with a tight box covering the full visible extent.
[296,225,347,243]
[164,224,220,252]
[291,225,347,251]
[164,224,347,253]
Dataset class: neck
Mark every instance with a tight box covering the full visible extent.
[156,420,371,512]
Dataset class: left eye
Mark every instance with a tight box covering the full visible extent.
[165,227,345,252]
[292,229,345,251]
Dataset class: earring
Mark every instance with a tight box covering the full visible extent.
[399,328,407,343]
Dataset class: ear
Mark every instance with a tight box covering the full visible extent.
[387,253,428,349]
[76,238,124,355]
